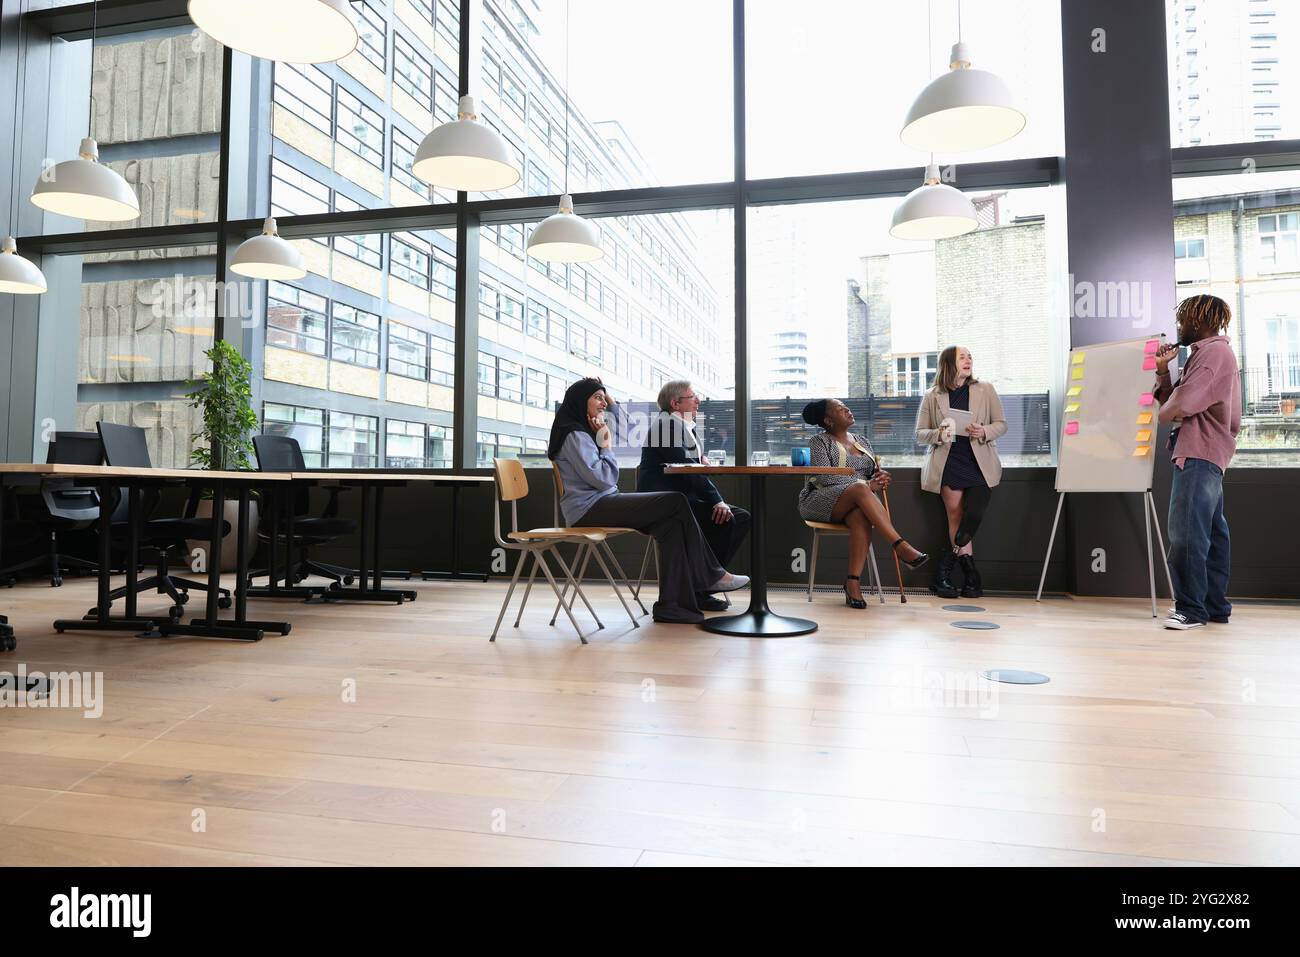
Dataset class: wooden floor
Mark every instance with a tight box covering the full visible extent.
[1,574,1298,867]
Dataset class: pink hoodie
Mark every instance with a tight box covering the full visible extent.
[1153,335,1242,471]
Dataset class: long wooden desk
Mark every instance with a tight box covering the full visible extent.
[0,464,292,641]
[248,471,492,604]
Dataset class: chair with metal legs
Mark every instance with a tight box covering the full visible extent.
[489,458,607,644]
[805,521,884,603]
[546,462,648,625]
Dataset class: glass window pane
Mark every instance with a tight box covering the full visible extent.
[746,0,1062,179]
[477,0,731,200]
[1174,169,1300,466]
[748,190,1063,467]
[1167,0,1300,146]
[479,209,734,466]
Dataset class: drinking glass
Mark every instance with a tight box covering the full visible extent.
[706,449,726,466]
[751,451,771,467]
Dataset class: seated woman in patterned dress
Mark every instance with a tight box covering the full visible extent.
[797,398,928,609]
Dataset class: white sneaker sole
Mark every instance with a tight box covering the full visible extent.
[1163,619,1206,630]
[713,576,750,592]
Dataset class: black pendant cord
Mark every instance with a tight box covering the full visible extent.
[562,0,570,196]
[9,0,28,229]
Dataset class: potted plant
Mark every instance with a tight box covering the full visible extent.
[184,340,260,572]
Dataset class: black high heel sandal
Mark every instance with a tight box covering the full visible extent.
[891,538,929,569]
[843,575,867,609]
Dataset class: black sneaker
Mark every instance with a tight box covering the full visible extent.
[652,602,705,624]
[1209,616,1230,624]
[695,594,730,612]
[1162,611,1206,630]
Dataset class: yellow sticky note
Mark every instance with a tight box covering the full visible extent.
[1132,446,1151,457]
[1065,403,1080,413]
[1136,412,1153,425]
[1071,353,1086,365]
[1136,429,1152,442]
[1067,386,1082,396]
[1071,368,1085,380]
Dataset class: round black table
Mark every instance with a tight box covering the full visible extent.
[663,464,854,637]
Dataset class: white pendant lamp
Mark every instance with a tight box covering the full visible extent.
[31,136,141,222]
[889,163,978,241]
[230,218,307,280]
[527,0,602,263]
[2,2,47,294]
[187,0,358,64]
[527,194,603,262]
[414,95,520,192]
[0,237,46,295]
[900,2,1025,153]
[30,3,140,223]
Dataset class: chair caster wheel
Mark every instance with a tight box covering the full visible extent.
[179,593,190,604]
[2,635,17,651]
[328,581,342,591]
[343,576,355,586]
[218,596,232,609]
[170,605,186,620]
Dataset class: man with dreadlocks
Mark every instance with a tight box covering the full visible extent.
[1152,294,1241,630]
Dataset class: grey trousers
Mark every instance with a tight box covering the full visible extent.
[578,492,726,613]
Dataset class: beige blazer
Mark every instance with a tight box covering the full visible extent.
[914,380,1007,493]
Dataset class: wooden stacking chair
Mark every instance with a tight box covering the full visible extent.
[490,458,608,644]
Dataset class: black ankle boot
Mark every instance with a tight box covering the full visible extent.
[929,549,959,599]
[958,554,983,598]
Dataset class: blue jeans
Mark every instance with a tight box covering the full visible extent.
[1166,458,1231,623]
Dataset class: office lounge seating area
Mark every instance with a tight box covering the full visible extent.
[2,0,1300,908]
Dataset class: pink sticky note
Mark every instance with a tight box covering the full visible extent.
[1139,392,1154,406]
[1064,421,1079,435]
[1144,339,1160,355]
[1142,356,1157,371]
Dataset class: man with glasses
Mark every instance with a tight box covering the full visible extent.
[637,381,751,584]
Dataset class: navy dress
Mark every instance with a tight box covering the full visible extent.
[941,383,987,491]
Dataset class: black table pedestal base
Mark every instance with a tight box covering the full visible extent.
[700,608,819,637]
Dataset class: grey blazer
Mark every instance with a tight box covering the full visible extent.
[913,380,1007,493]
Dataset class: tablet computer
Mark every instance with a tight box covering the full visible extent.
[945,407,974,435]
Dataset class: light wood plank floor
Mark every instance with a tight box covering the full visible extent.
[1,575,1298,866]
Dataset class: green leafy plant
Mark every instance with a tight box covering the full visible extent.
[185,340,258,471]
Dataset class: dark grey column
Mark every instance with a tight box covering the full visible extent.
[1060,0,1176,597]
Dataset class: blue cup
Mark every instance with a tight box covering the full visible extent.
[791,447,811,467]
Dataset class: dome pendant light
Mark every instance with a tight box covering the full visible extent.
[2,2,47,294]
[413,95,520,192]
[0,237,47,295]
[527,0,603,264]
[187,0,358,64]
[30,2,139,223]
[230,218,307,280]
[889,163,978,241]
[900,1,1025,153]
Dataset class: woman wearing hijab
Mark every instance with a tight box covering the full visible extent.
[797,398,928,609]
[549,378,749,624]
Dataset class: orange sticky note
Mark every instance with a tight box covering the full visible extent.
[1144,339,1160,355]
[1071,367,1085,380]
[1071,352,1086,365]
[1132,446,1151,457]
[1136,429,1152,442]
[1067,386,1082,397]
[1139,392,1154,406]
[1064,421,1079,435]
[1137,412,1153,424]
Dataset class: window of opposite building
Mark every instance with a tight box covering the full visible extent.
[1259,212,1299,272]
[267,282,329,357]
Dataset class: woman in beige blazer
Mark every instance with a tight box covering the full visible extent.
[914,346,1006,599]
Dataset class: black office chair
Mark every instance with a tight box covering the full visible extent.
[0,432,105,587]
[0,616,15,652]
[96,422,232,621]
[252,434,359,588]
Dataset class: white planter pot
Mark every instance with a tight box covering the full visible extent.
[187,499,260,573]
